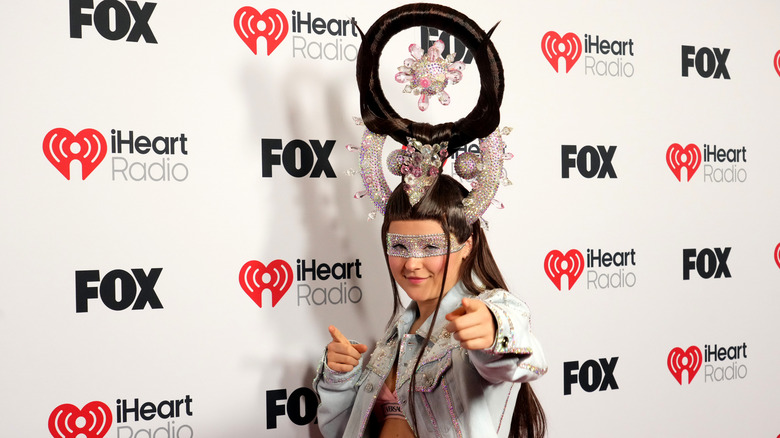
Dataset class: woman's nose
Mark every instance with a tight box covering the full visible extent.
[404,256,422,270]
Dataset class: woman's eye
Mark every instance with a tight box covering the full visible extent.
[392,244,408,250]
[425,245,440,250]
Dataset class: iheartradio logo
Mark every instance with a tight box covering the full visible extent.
[667,346,702,385]
[43,128,107,180]
[666,143,701,182]
[774,50,780,77]
[234,7,288,55]
[544,249,584,291]
[239,260,293,308]
[49,401,112,438]
[775,243,780,269]
[541,31,582,73]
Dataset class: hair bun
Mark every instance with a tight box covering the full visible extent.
[356,3,504,151]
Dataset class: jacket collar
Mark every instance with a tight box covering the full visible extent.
[383,280,471,344]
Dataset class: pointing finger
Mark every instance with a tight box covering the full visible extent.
[329,325,349,344]
[445,306,467,321]
[462,298,481,313]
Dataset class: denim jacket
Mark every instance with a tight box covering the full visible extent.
[313,281,548,437]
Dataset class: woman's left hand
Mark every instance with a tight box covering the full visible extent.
[445,298,497,350]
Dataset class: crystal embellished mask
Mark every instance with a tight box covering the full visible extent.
[386,233,466,258]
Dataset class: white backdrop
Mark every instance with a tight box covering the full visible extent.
[1,1,778,437]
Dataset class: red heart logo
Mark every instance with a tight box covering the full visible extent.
[666,143,701,182]
[667,346,702,385]
[239,260,293,307]
[49,401,112,438]
[43,128,107,180]
[774,50,780,77]
[234,7,289,55]
[541,31,582,73]
[544,249,584,291]
[774,243,780,269]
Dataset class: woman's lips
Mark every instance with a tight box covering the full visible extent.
[405,276,427,284]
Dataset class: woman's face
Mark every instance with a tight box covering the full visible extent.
[386,219,471,307]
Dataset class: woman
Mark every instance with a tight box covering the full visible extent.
[314,4,547,436]
[314,177,547,438]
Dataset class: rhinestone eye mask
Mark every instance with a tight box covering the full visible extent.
[386,233,466,258]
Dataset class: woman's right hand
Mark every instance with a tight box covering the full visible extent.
[326,325,368,373]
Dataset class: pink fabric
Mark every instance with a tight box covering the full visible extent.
[374,383,406,422]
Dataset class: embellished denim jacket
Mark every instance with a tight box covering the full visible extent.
[313,281,548,437]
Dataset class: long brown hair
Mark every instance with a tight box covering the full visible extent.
[380,175,546,438]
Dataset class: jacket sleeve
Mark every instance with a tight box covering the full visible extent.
[468,289,548,384]
[312,342,364,438]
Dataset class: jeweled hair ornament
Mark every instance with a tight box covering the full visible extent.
[396,40,466,111]
[347,4,513,226]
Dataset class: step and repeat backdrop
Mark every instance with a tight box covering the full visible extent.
[1,0,778,437]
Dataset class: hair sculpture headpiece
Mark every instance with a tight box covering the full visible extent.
[347,3,513,226]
